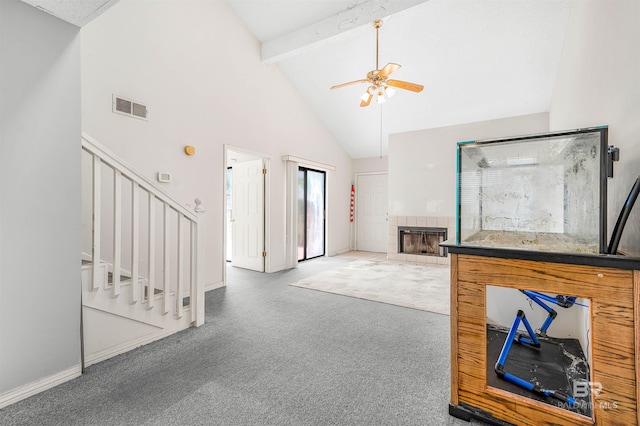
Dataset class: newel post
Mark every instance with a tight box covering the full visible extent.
[193,198,206,326]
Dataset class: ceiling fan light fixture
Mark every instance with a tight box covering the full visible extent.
[329,20,423,107]
[385,86,396,98]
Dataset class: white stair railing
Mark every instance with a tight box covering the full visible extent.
[82,133,203,326]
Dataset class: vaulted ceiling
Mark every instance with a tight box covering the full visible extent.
[22,0,572,159]
[228,0,572,158]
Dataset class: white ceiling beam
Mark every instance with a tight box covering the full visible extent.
[261,0,429,64]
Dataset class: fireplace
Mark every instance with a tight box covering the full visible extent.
[398,226,448,257]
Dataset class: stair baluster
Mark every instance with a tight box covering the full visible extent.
[81,133,202,366]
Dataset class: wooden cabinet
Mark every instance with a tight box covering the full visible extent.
[447,249,640,426]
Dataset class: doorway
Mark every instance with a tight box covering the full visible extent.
[356,173,388,252]
[224,147,269,274]
[298,167,326,261]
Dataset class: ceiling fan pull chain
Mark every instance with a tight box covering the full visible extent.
[380,105,383,159]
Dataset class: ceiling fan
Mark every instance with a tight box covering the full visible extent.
[330,20,424,107]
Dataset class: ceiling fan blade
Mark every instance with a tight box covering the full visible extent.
[387,79,424,92]
[378,63,401,78]
[330,79,368,90]
[360,93,373,107]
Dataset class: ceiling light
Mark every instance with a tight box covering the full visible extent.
[329,20,424,108]
[385,86,396,98]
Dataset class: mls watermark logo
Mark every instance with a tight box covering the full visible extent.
[571,381,618,409]
[573,381,602,399]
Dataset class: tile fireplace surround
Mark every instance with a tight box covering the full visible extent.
[388,216,455,265]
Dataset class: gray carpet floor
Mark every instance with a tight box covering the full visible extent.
[0,256,482,425]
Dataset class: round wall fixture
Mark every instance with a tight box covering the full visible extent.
[184,145,196,156]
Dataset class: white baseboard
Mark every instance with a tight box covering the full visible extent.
[329,248,352,256]
[0,365,82,409]
[205,281,224,292]
[269,264,287,273]
[329,248,353,256]
[84,327,188,367]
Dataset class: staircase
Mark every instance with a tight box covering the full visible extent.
[81,133,203,366]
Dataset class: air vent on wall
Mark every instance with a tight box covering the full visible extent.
[112,95,148,120]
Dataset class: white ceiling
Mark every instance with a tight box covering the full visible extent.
[229,0,572,158]
[20,0,572,159]
[20,0,120,26]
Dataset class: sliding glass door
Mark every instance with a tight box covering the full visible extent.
[298,167,326,261]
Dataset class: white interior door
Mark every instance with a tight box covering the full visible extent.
[231,159,264,271]
[356,173,388,252]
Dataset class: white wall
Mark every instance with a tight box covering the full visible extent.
[0,0,81,397]
[550,0,640,256]
[388,113,549,217]
[353,156,388,176]
[81,0,353,285]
